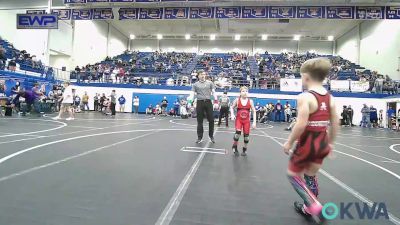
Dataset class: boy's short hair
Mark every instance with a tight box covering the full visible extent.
[300,58,331,82]
[240,86,248,91]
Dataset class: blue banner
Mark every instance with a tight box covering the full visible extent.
[189,7,214,19]
[139,8,163,19]
[51,9,72,20]
[119,8,138,20]
[216,7,241,19]
[93,8,114,19]
[164,7,189,19]
[242,6,268,19]
[269,6,296,18]
[297,6,325,19]
[356,6,384,19]
[110,0,134,2]
[26,10,46,14]
[17,14,58,29]
[327,6,355,19]
[64,0,87,3]
[72,9,93,20]
[386,6,400,19]
[87,0,109,2]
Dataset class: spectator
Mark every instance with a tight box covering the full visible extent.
[387,107,396,128]
[275,100,282,122]
[379,109,384,128]
[361,104,370,128]
[284,101,291,122]
[8,59,16,72]
[173,99,180,117]
[118,95,126,112]
[146,104,153,115]
[94,93,99,111]
[82,92,89,111]
[341,106,349,126]
[161,96,168,115]
[369,105,378,128]
[374,75,384,93]
[110,90,116,117]
[255,102,262,122]
[100,93,106,112]
[218,91,230,127]
[73,91,81,113]
[133,96,139,115]
[348,105,354,126]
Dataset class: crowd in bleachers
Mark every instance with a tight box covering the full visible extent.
[70,50,196,85]
[256,51,399,93]
[0,37,48,75]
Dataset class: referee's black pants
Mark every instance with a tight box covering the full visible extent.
[196,99,214,139]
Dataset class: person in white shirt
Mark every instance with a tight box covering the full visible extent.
[133,96,140,115]
[53,82,74,120]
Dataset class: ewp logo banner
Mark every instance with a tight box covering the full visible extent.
[17,14,58,29]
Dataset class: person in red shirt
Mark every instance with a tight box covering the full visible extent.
[230,86,256,156]
[283,58,339,223]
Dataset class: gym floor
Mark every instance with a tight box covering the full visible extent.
[0,113,399,225]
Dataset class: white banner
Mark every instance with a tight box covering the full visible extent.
[350,81,370,92]
[330,80,350,92]
[280,78,302,92]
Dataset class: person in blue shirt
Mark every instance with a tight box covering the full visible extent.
[255,102,262,122]
[173,99,180,117]
[369,105,378,128]
[118,95,126,112]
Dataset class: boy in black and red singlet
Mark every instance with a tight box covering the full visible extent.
[230,86,256,156]
[283,58,340,223]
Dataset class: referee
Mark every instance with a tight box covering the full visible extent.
[191,71,217,144]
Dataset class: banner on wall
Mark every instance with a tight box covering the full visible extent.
[51,9,72,20]
[350,81,370,92]
[242,6,268,18]
[26,10,47,14]
[164,7,189,19]
[297,6,325,18]
[269,6,296,18]
[119,8,138,20]
[72,9,93,20]
[17,14,58,29]
[330,80,350,92]
[280,79,302,92]
[356,6,385,19]
[189,7,214,19]
[93,8,114,19]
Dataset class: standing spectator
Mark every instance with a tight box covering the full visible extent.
[284,104,292,123]
[284,101,291,122]
[218,91,230,127]
[275,100,282,122]
[341,106,349,126]
[161,96,168,116]
[397,109,400,131]
[173,99,180,117]
[370,105,378,128]
[133,96,139,114]
[94,93,99,111]
[110,90,116,117]
[374,75,384,94]
[348,105,354,126]
[100,93,106,112]
[118,95,126,112]
[73,91,81,113]
[378,109,384,128]
[82,92,89,111]
[361,104,370,127]
[255,102,262,122]
[387,106,396,129]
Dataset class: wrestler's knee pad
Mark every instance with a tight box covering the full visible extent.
[244,134,250,143]
[234,130,241,141]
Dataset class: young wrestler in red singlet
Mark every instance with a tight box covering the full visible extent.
[283,58,340,223]
[230,86,257,156]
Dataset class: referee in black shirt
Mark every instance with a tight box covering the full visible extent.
[191,71,217,144]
